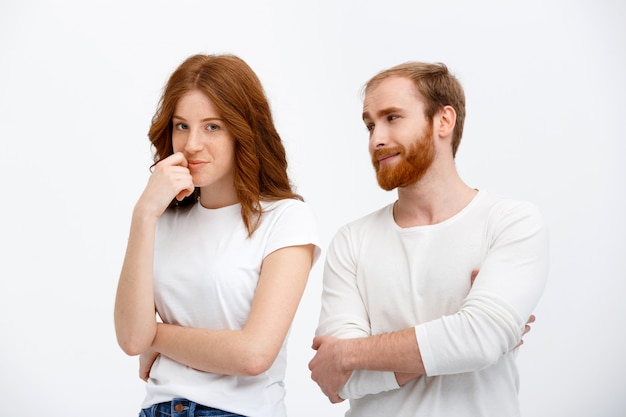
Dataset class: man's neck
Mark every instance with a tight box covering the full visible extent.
[393,170,477,228]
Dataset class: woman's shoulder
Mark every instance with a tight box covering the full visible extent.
[261,197,314,214]
[259,198,318,231]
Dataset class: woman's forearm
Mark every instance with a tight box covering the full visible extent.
[114,210,159,355]
[152,323,277,376]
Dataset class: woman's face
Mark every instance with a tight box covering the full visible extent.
[172,89,238,208]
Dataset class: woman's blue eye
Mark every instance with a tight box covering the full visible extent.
[207,124,219,132]
[175,123,188,130]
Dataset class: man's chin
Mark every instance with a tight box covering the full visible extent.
[376,177,401,191]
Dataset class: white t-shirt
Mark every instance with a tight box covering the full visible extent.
[143,198,320,417]
[316,191,549,417]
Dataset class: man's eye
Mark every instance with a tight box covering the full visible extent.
[387,115,398,121]
[366,124,375,132]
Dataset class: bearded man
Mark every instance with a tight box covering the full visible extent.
[308,62,549,417]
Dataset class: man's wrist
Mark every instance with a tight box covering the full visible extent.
[341,337,361,372]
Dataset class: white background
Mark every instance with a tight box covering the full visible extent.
[1,1,625,416]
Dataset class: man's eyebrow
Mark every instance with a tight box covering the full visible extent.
[362,107,403,121]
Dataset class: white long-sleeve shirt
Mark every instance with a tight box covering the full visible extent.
[316,191,549,417]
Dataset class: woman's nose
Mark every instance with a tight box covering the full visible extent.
[184,129,203,153]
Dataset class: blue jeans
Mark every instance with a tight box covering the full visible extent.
[140,398,246,417]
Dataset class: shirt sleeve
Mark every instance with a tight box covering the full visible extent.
[317,225,401,399]
[264,200,321,265]
[416,200,549,376]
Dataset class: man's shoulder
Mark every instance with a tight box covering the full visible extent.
[475,190,539,213]
[346,203,393,227]
[330,203,394,244]
[476,191,545,232]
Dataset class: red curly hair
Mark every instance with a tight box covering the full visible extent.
[148,54,301,236]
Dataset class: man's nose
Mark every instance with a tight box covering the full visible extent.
[369,126,387,150]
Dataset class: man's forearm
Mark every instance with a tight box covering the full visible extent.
[344,327,426,375]
[394,372,422,386]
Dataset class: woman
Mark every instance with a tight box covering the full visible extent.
[114,54,320,417]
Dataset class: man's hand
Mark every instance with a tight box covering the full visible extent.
[309,336,352,403]
[516,314,536,348]
[470,269,479,285]
[139,349,160,382]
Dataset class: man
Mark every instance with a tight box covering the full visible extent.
[308,62,549,416]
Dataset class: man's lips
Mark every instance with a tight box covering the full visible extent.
[377,152,400,163]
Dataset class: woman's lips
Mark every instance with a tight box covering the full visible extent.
[187,160,207,170]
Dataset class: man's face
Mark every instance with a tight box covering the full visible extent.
[362,76,436,191]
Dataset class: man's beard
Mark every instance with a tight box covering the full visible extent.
[371,122,435,191]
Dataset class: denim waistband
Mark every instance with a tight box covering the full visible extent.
[141,398,245,417]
